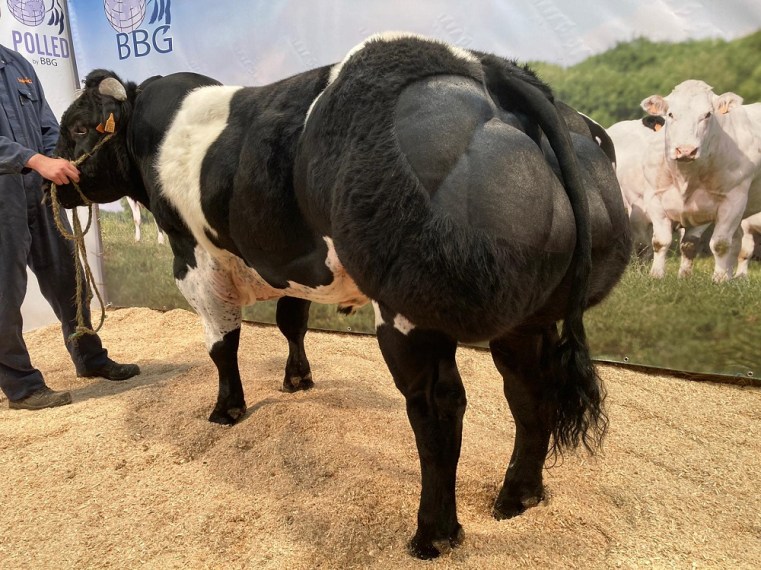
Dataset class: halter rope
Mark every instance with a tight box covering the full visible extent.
[46,132,115,342]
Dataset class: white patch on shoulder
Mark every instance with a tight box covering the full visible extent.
[393,313,415,336]
[372,301,385,329]
[157,85,243,250]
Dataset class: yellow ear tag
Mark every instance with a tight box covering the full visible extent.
[104,112,116,133]
[95,123,105,133]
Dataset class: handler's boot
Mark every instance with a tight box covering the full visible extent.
[77,359,140,381]
[9,386,72,410]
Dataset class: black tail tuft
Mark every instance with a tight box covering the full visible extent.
[547,324,608,457]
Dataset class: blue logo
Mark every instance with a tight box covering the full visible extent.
[8,0,70,65]
[106,0,173,60]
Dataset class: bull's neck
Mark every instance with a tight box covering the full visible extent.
[124,128,153,210]
[123,166,151,210]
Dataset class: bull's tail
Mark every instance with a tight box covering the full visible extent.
[479,55,608,455]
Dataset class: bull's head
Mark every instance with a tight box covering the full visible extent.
[54,70,137,208]
[641,79,743,163]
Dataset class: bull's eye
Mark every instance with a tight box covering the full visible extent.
[704,112,712,119]
[72,126,88,136]
[667,112,674,119]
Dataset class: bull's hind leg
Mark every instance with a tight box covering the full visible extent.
[489,326,556,519]
[173,243,246,425]
[375,304,466,559]
[276,297,314,392]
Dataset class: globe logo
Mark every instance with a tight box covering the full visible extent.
[6,0,46,27]
[103,0,146,33]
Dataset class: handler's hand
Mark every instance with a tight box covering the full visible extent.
[26,154,80,186]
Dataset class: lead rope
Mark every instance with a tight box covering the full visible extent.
[45,132,115,342]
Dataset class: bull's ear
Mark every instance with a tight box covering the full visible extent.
[715,92,743,114]
[641,95,668,116]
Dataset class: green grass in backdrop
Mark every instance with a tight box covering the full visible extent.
[100,212,759,377]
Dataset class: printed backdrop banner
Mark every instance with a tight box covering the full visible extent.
[1,0,104,331]
[67,0,761,85]
[63,0,761,378]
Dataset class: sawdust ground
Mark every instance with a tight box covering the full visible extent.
[0,307,759,569]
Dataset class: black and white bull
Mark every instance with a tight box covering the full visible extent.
[54,33,631,559]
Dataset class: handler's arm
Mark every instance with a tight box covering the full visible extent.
[0,135,36,174]
[38,84,60,157]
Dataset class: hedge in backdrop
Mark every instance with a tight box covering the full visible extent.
[65,0,761,377]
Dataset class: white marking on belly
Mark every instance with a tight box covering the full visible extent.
[283,237,368,309]
[393,314,415,335]
[156,85,243,251]
[372,301,385,329]
[180,238,369,318]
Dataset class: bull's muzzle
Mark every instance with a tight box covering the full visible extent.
[674,146,699,162]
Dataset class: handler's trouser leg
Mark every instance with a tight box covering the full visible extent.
[26,180,110,375]
[0,176,44,401]
[0,176,108,401]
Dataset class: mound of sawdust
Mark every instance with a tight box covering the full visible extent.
[0,307,759,569]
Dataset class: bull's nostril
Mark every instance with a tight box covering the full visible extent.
[675,146,698,160]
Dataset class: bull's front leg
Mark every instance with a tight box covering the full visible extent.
[710,189,749,282]
[649,208,674,278]
[173,243,246,425]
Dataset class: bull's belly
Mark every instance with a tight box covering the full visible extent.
[659,188,719,226]
[198,238,369,312]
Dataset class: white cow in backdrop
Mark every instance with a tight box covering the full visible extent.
[638,80,761,280]
[607,116,664,258]
[739,212,761,275]
[609,110,761,277]
[125,197,165,244]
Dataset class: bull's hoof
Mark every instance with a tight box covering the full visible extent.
[407,524,464,560]
[492,489,545,520]
[208,403,247,425]
[281,372,314,393]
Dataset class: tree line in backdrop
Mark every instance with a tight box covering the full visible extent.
[530,30,761,127]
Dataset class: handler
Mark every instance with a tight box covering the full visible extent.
[0,42,140,410]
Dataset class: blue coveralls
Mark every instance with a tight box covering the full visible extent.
[0,45,109,401]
